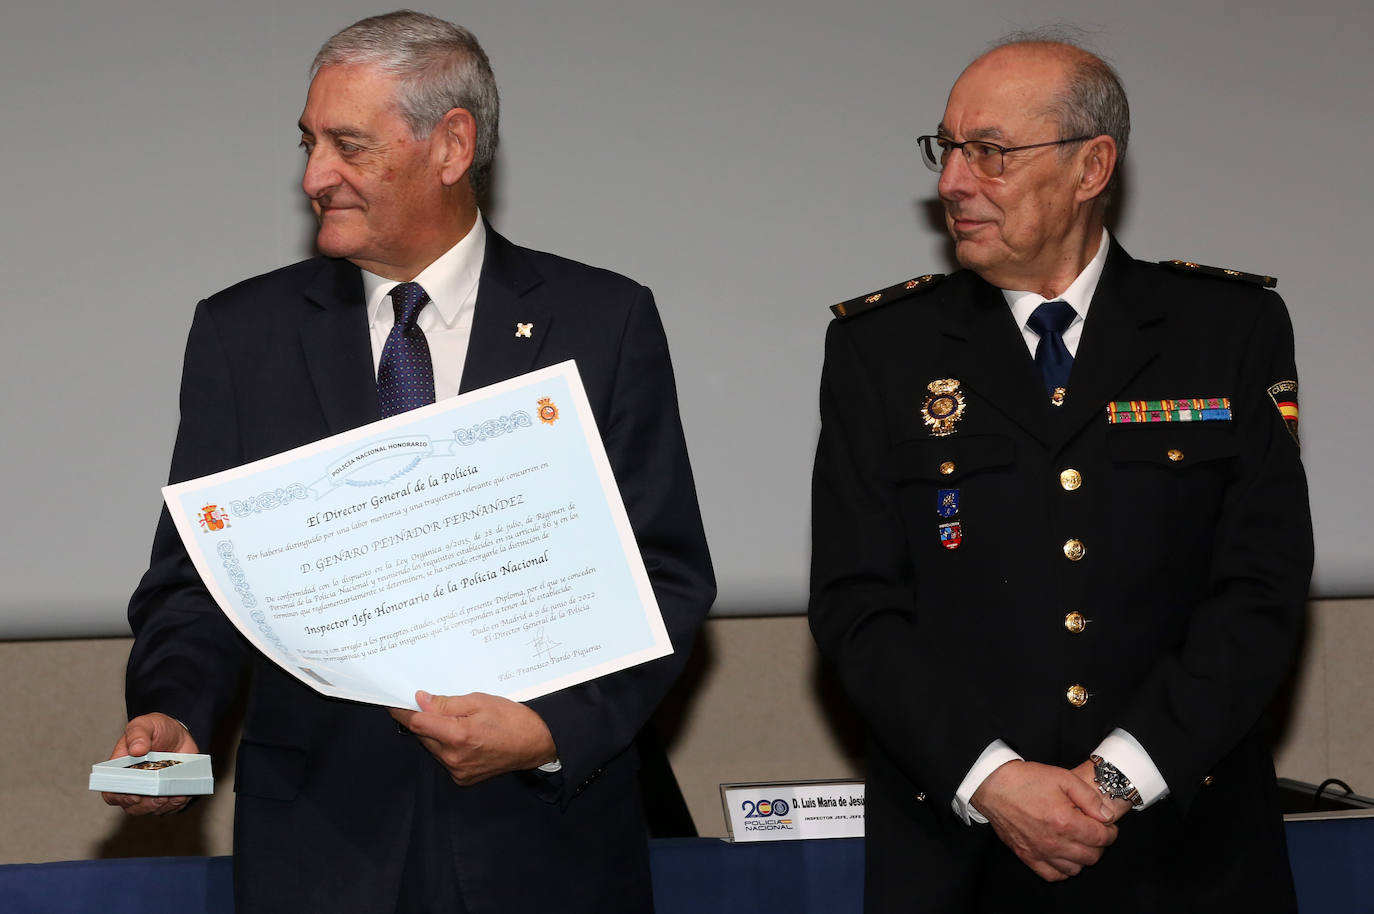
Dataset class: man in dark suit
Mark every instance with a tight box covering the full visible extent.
[809,35,1311,912]
[102,12,714,913]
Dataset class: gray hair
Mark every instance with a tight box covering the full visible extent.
[312,10,500,195]
[989,28,1131,205]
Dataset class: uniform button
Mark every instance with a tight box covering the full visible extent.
[1063,539,1085,561]
[1167,448,1184,462]
[939,461,956,476]
[1066,684,1089,707]
[1064,612,1086,633]
[1060,468,1082,491]
[1201,775,1215,787]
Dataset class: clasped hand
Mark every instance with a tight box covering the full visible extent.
[970,759,1133,882]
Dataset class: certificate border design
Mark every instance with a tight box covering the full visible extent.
[162,361,672,709]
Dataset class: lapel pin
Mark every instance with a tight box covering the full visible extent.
[515,322,534,338]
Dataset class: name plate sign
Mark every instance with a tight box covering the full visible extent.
[721,779,866,842]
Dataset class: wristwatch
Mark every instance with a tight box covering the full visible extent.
[1090,754,1143,809]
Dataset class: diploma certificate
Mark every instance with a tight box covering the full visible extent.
[163,361,671,708]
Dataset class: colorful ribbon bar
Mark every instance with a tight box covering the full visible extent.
[1106,397,1232,424]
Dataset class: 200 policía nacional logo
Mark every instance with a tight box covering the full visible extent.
[740,797,794,833]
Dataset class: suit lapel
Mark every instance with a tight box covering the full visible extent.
[938,277,1052,448]
[460,227,551,393]
[1049,241,1166,449]
[299,259,380,434]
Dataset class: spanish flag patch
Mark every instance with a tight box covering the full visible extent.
[1267,380,1300,446]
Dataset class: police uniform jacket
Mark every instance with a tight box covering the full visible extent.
[809,239,1312,912]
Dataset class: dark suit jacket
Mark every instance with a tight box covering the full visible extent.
[126,228,716,914]
[809,241,1312,913]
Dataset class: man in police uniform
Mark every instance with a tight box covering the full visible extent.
[809,35,1312,911]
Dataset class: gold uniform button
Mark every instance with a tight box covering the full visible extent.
[1167,448,1184,462]
[1066,684,1089,707]
[1064,612,1086,633]
[939,461,956,476]
[1063,539,1085,561]
[1060,468,1082,491]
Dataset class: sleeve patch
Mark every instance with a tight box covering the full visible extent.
[1267,380,1300,446]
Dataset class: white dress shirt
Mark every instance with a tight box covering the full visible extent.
[951,228,1170,824]
[361,217,487,398]
[358,218,561,773]
[1001,226,1110,359]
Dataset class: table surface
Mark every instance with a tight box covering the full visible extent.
[1,823,1370,914]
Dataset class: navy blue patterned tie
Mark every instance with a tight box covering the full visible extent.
[377,282,435,417]
[1027,300,1076,395]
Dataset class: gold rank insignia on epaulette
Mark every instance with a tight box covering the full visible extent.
[1160,259,1277,289]
[831,273,945,319]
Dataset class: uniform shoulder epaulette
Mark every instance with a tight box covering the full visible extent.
[831,273,945,319]
[1159,259,1277,289]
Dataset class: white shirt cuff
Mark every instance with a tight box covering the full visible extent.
[952,740,1023,825]
[1094,729,1169,809]
[537,759,562,773]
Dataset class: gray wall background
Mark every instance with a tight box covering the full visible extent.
[3,0,1370,637]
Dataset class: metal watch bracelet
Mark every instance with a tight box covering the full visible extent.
[1090,753,1143,809]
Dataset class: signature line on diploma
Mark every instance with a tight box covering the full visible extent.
[527,626,562,661]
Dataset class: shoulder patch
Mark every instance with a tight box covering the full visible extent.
[831,273,945,319]
[1160,259,1277,289]
[1267,380,1300,448]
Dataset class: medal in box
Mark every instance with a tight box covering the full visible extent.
[89,752,214,796]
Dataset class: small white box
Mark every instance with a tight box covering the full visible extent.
[89,752,214,796]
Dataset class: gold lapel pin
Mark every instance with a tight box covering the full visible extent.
[515,322,534,339]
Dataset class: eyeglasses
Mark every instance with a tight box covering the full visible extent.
[916,134,1094,178]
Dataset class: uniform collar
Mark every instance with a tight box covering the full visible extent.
[1002,226,1111,332]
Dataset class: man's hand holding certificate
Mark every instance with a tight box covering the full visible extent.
[389,690,558,786]
[161,362,672,710]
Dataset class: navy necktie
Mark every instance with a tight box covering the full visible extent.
[377,282,436,417]
[1027,299,1076,395]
